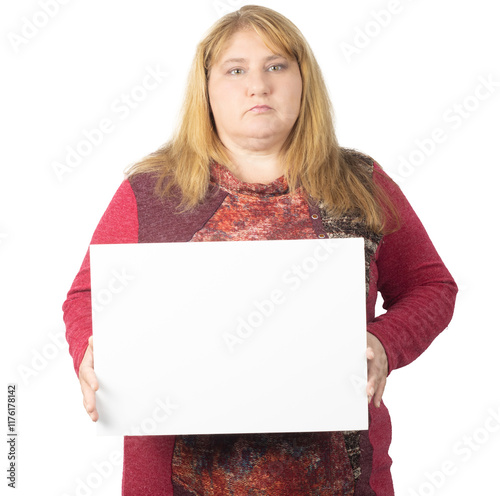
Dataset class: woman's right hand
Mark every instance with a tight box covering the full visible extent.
[79,335,99,422]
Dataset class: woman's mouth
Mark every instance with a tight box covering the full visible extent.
[249,105,272,113]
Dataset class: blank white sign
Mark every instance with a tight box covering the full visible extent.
[90,237,368,436]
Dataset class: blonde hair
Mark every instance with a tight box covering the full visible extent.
[126,5,397,234]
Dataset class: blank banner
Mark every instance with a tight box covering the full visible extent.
[90,237,368,436]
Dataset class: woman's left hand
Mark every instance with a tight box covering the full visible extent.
[366,332,388,408]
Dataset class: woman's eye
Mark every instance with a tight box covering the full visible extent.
[268,64,284,72]
[229,68,244,75]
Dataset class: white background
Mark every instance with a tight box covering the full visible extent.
[1,1,499,495]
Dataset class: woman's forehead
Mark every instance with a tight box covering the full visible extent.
[212,27,294,65]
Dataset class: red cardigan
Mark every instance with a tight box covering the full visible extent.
[63,159,457,495]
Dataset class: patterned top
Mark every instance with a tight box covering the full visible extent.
[191,162,317,242]
[172,162,357,495]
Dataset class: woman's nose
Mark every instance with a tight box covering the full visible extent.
[246,71,271,96]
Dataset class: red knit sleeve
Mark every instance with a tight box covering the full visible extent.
[367,163,458,374]
[62,179,139,378]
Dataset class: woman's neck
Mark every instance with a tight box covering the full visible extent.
[224,146,285,184]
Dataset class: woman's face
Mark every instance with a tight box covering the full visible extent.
[208,29,303,153]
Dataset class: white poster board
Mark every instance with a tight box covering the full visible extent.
[90,238,368,436]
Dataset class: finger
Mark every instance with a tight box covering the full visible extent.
[372,377,386,408]
[366,383,375,403]
[368,366,386,403]
[81,381,99,421]
[81,380,96,412]
[80,361,99,391]
[88,336,95,369]
[88,336,98,388]
[366,346,375,360]
[87,406,99,422]
[78,337,99,421]
[366,363,382,404]
[367,388,375,404]
[366,369,376,402]
[80,340,99,390]
[367,361,385,408]
[80,357,98,412]
[80,373,96,400]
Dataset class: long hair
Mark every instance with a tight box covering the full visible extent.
[126,5,398,234]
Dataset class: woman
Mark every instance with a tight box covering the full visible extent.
[63,5,457,495]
